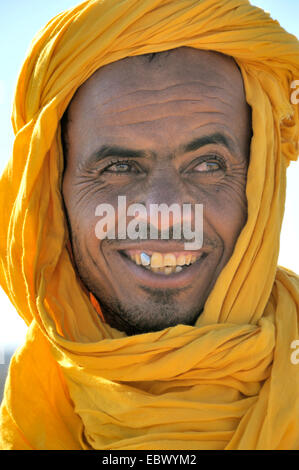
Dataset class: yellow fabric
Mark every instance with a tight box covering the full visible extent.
[0,0,299,450]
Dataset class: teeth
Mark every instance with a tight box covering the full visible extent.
[185,254,191,265]
[151,267,160,273]
[140,252,151,266]
[177,254,186,266]
[164,266,175,275]
[163,253,176,267]
[130,251,201,274]
[150,252,163,268]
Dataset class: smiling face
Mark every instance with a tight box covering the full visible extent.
[62,47,252,335]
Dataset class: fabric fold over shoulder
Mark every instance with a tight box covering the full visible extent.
[0,0,298,450]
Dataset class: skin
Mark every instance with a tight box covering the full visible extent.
[62,47,252,335]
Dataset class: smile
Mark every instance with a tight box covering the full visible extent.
[123,249,204,275]
[115,241,213,289]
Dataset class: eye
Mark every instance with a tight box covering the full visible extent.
[191,155,226,174]
[104,160,139,174]
[194,161,221,172]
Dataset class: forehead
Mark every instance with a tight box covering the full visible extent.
[72,47,245,108]
[65,47,250,156]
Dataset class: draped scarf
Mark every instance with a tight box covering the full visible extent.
[0,0,299,450]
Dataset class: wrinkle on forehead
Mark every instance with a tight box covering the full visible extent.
[97,110,230,130]
[65,47,251,162]
[91,47,241,88]
[97,89,238,119]
[72,47,246,111]
[98,82,233,108]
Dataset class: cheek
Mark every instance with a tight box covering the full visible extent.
[214,196,247,240]
[62,174,98,248]
[65,184,122,256]
[200,180,248,249]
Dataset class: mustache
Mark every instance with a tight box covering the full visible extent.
[104,222,219,249]
[94,199,208,250]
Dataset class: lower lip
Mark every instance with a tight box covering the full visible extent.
[118,251,208,289]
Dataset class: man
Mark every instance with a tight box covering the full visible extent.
[61,47,251,335]
[0,0,298,450]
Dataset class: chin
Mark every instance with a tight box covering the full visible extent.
[98,293,203,335]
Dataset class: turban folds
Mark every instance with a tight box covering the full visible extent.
[0,0,299,450]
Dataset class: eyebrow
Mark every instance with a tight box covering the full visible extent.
[183,133,237,154]
[87,132,237,165]
[87,145,148,166]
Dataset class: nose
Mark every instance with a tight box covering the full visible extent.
[147,167,184,206]
[138,167,196,234]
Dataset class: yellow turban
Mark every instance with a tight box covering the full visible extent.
[0,0,299,450]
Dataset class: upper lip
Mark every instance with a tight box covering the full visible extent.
[113,240,208,254]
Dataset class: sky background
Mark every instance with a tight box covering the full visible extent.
[0,0,298,352]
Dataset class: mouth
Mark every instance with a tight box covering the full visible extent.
[113,241,211,290]
[122,249,204,275]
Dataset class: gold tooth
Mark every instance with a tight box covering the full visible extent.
[151,252,163,268]
[135,253,141,265]
[185,254,192,265]
[163,253,176,267]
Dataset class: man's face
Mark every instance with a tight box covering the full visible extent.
[62,47,251,335]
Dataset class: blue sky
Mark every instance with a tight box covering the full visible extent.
[0,0,298,345]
